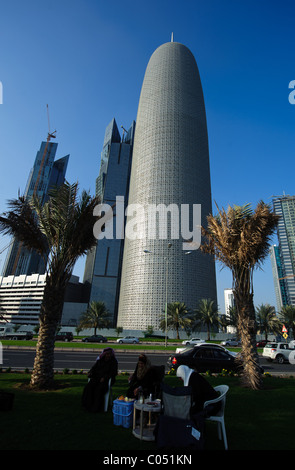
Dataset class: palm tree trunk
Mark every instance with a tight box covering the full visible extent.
[206,323,210,341]
[30,318,56,389]
[30,275,67,389]
[235,291,263,390]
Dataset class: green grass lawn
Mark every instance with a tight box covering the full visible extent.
[0,371,294,451]
[0,338,241,354]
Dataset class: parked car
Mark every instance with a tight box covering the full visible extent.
[181,338,204,346]
[55,332,73,342]
[262,342,294,364]
[116,336,139,344]
[176,342,238,356]
[256,339,269,348]
[0,324,33,340]
[221,338,241,347]
[167,343,244,373]
[82,335,108,343]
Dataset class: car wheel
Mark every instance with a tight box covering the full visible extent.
[133,341,137,343]
[119,340,123,344]
[276,354,285,364]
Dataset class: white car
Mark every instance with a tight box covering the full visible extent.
[116,336,139,344]
[221,338,241,347]
[181,338,204,346]
[262,342,293,364]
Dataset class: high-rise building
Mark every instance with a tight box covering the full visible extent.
[2,139,69,276]
[117,40,217,330]
[83,118,135,326]
[271,195,295,309]
[270,245,288,312]
[224,288,236,333]
[224,288,235,316]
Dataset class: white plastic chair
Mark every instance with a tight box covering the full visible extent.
[203,385,229,450]
[87,377,112,412]
[103,378,112,412]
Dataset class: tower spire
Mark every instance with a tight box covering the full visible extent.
[171,32,174,42]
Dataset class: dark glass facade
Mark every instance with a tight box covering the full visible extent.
[2,141,69,276]
[83,119,135,326]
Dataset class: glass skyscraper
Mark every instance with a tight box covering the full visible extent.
[271,195,295,310]
[270,245,288,312]
[2,140,69,276]
[83,118,135,326]
[117,40,217,330]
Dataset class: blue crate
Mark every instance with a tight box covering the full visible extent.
[112,399,134,428]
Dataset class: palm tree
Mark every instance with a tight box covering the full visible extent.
[194,298,219,341]
[160,301,192,339]
[201,201,279,390]
[217,314,229,333]
[256,303,281,340]
[0,182,100,389]
[279,305,295,339]
[79,301,111,334]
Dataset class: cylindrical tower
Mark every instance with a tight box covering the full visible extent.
[117,41,217,330]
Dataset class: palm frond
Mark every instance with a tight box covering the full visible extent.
[0,196,48,255]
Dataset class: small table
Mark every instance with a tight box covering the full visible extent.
[132,400,161,441]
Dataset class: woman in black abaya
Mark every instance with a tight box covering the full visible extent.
[82,348,118,412]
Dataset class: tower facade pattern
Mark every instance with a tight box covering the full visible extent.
[117,41,217,330]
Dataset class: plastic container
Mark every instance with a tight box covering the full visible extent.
[112,399,134,428]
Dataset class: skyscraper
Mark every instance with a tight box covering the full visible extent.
[271,195,295,309]
[2,139,69,276]
[224,288,236,334]
[117,40,217,330]
[83,118,135,326]
[270,245,288,312]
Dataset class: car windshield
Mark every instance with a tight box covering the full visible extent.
[180,348,195,356]
[265,343,277,348]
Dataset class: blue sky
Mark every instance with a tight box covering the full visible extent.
[0,0,294,314]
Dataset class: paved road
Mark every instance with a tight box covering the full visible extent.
[1,348,170,373]
[2,347,295,375]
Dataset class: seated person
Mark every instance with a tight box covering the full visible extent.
[126,354,158,399]
[177,365,220,416]
[82,347,118,412]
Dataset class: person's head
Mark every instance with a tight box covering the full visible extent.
[137,354,148,369]
[99,348,115,361]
